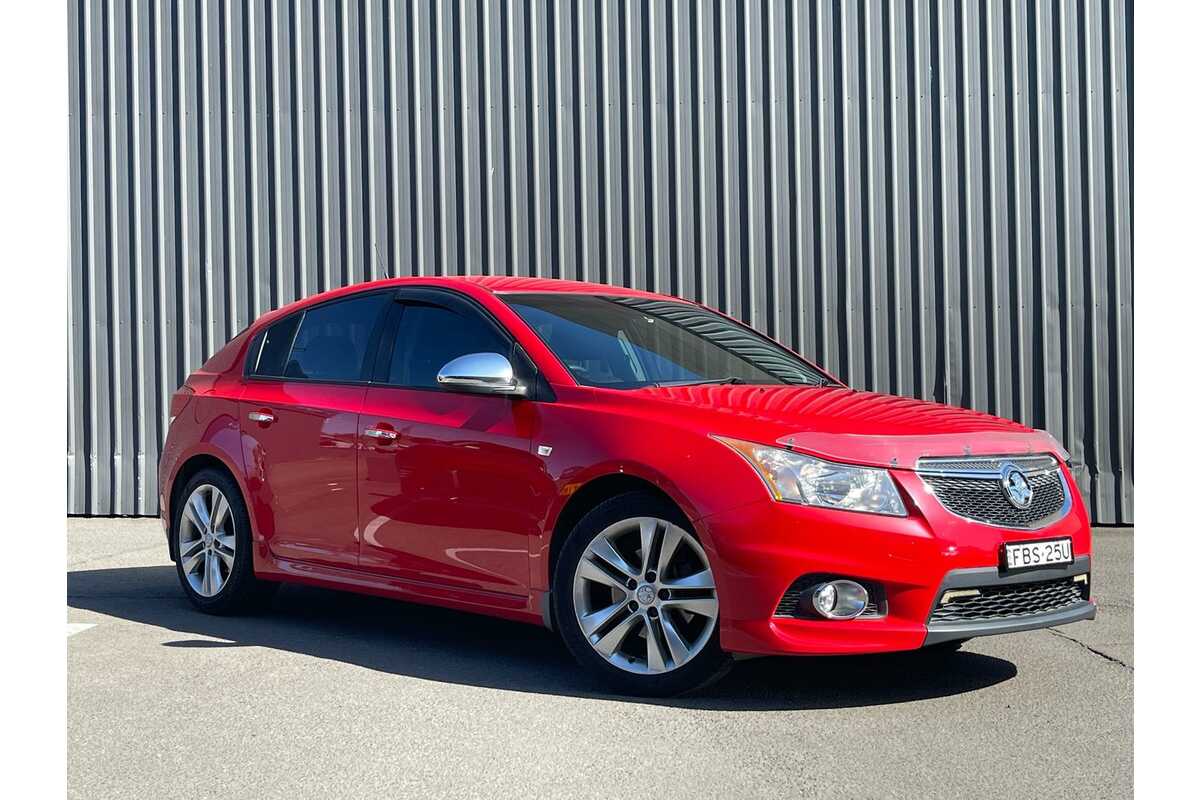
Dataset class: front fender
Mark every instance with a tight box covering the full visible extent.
[527,395,769,590]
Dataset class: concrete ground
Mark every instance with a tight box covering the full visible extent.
[68,519,1132,799]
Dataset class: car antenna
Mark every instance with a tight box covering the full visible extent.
[373,243,389,279]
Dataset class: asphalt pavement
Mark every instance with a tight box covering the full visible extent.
[68,518,1132,799]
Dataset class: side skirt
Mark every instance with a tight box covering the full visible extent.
[255,554,544,628]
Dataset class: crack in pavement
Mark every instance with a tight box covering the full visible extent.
[1048,628,1132,671]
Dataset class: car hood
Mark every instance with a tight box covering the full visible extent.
[628,384,1067,470]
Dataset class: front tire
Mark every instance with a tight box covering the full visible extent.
[552,491,732,696]
[172,468,273,614]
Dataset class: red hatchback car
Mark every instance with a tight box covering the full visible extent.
[160,276,1095,695]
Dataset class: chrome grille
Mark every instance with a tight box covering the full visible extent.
[930,577,1088,623]
[917,454,1059,475]
[917,454,1069,529]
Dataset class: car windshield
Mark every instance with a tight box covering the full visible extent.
[503,293,829,389]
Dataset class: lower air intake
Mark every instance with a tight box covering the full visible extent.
[930,576,1089,623]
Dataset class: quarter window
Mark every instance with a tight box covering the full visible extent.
[248,313,301,378]
[387,303,509,388]
[281,292,390,382]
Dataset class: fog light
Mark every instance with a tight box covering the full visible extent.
[813,583,838,616]
[810,580,869,619]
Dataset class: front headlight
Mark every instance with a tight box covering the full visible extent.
[714,436,907,516]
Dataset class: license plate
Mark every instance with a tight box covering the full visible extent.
[1003,537,1073,570]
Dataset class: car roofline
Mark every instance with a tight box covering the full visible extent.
[244,276,685,331]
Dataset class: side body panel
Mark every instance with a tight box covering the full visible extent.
[357,386,546,595]
[237,381,366,568]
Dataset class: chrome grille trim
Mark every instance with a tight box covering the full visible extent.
[915,453,1060,478]
[916,453,1071,530]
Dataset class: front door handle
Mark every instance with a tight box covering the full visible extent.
[247,410,275,425]
[364,427,398,441]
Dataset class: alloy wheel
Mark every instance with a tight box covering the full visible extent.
[571,516,719,675]
[178,484,236,598]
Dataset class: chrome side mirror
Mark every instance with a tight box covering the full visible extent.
[435,352,527,397]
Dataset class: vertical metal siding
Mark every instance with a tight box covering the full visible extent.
[68,0,1133,524]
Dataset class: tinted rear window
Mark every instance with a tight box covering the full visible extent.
[284,293,391,382]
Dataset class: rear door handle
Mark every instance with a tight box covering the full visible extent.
[247,410,275,425]
[364,427,398,441]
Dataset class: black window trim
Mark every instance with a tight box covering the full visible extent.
[370,286,545,398]
[240,284,555,401]
[242,288,397,386]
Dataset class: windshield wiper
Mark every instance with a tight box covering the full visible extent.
[653,376,746,387]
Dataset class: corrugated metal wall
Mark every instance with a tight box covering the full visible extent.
[68,0,1133,523]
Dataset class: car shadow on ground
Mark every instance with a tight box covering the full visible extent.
[68,565,1016,710]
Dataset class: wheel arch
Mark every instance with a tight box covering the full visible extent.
[166,452,243,561]
[545,473,693,593]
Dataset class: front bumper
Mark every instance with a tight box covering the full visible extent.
[697,468,1095,657]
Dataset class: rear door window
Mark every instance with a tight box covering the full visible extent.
[281,292,391,382]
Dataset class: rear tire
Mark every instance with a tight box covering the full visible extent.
[552,491,732,696]
[172,468,275,615]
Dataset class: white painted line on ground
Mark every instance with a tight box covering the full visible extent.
[67,623,96,638]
